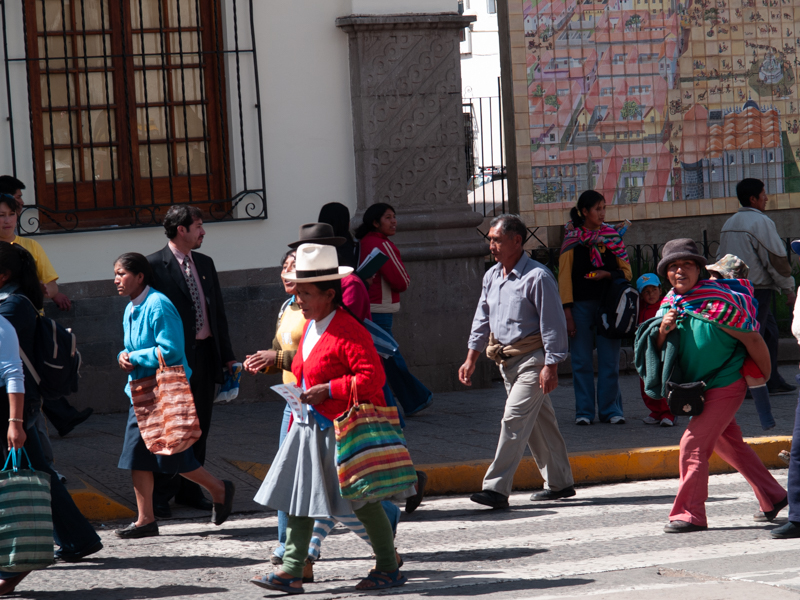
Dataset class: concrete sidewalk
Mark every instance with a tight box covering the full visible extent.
[50,365,798,521]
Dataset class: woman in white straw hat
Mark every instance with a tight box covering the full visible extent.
[251,243,410,593]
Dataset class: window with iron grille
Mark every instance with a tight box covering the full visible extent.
[4,0,265,233]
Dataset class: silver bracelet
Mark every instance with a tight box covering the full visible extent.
[8,418,23,423]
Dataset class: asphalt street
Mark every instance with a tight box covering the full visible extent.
[15,469,800,599]
[49,365,800,517]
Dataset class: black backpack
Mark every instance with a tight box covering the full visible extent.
[595,277,639,339]
[16,296,81,400]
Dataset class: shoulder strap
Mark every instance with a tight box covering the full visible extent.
[5,294,42,385]
[340,303,363,326]
[669,342,740,385]
[18,347,41,386]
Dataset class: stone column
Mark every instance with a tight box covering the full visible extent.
[337,13,492,392]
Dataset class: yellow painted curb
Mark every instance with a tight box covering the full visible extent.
[422,436,793,495]
[69,479,136,522]
[229,436,792,496]
[228,459,269,482]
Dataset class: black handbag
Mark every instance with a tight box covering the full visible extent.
[666,381,707,417]
[666,348,739,417]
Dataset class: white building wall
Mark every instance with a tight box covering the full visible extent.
[460,1,503,175]
[0,0,457,284]
[460,0,501,99]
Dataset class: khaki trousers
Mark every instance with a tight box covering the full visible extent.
[483,349,574,497]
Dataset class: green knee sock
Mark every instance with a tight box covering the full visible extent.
[354,502,398,572]
[283,516,314,578]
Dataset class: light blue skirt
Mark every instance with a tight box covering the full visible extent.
[254,413,355,518]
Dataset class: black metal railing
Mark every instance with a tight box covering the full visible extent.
[1,0,266,235]
[480,230,798,334]
[463,80,506,217]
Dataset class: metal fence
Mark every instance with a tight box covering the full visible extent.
[497,231,798,334]
[1,0,266,234]
[463,82,507,217]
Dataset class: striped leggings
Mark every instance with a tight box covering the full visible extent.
[308,515,369,560]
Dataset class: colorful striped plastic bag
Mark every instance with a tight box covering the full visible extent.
[334,380,417,501]
[0,448,54,572]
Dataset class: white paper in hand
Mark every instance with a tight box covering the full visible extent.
[270,383,308,424]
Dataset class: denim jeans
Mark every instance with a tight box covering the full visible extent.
[753,289,786,388]
[371,313,432,415]
[273,403,293,558]
[570,300,623,422]
[787,374,800,521]
[0,424,100,578]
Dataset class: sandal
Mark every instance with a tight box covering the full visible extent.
[355,568,407,591]
[303,558,314,583]
[249,572,304,594]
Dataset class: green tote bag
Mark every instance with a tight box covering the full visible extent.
[0,448,54,572]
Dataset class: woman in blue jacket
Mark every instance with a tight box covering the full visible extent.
[114,253,234,539]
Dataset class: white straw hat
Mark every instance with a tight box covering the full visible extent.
[282,243,353,282]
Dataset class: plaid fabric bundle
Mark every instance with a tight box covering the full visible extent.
[657,279,760,333]
[131,348,201,455]
[560,224,629,268]
[0,449,53,572]
[334,381,417,501]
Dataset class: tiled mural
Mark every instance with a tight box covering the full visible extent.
[509,0,800,223]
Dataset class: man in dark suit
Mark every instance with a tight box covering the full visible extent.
[147,205,236,517]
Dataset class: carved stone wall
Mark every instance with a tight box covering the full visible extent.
[338,14,493,392]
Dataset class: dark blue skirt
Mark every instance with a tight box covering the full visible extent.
[117,406,201,473]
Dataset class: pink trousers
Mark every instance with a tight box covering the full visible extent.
[669,378,786,526]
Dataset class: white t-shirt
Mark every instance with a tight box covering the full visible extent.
[302,310,336,361]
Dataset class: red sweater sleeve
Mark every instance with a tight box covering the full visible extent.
[329,316,386,405]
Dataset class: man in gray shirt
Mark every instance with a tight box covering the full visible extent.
[459,214,575,509]
[718,178,796,393]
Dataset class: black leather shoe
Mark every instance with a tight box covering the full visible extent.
[663,520,707,533]
[772,521,800,539]
[57,408,94,437]
[754,496,788,522]
[55,540,103,562]
[530,486,576,501]
[175,494,213,512]
[116,521,159,539]
[470,490,509,509]
[768,381,797,394]
[212,480,236,525]
[405,471,427,514]
[153,501,172,520]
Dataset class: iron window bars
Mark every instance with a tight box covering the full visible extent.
[2,0,266,234]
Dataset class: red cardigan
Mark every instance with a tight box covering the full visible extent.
[291,307,386,422]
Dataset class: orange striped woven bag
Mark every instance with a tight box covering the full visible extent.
[334,379,417,501]
[130,349,201,455]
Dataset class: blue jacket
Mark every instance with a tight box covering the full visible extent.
[120,288,191,402]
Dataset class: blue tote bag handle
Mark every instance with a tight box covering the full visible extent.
[2,448,35,473]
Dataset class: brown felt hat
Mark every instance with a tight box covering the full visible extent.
[657,238,707,278]
[288,223,346,249]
